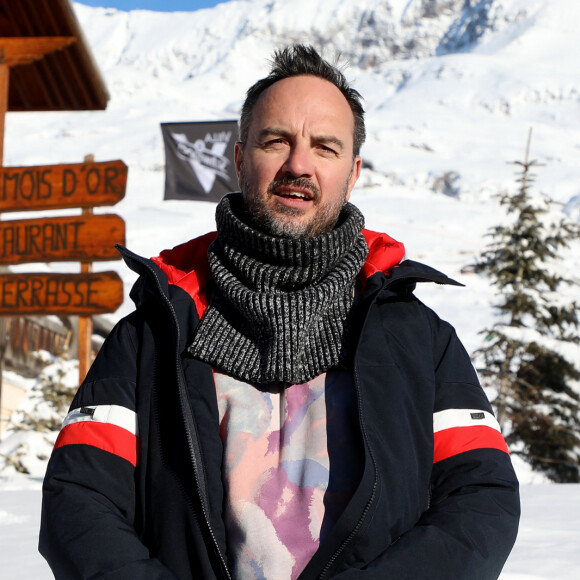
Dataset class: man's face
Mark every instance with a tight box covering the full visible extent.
[235,75,362,238]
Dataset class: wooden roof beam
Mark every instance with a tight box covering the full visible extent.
[0,37,76,163]
[0,37,76,66]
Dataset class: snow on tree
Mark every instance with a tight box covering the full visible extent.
[0,351,77,478]
[474,130,580,483]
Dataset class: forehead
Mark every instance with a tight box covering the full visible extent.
[249,75,355,143]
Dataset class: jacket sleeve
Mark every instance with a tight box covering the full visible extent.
[39,313,178,580]
[334,317,520,579]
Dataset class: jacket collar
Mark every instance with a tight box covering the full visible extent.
[117,228,462,316]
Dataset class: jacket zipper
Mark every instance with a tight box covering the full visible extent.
[125,250,231,580]
[122,248,455,580]
[318,272,436,578]
[318,363,379,579]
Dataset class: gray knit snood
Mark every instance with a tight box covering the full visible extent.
[187,193,369,385]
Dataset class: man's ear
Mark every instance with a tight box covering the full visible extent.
[234,141,244,182]
[344,156,362,202]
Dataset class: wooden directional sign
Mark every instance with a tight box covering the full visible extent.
[0,272,124,316]
[0,214,125,265]
[0,160,127,213]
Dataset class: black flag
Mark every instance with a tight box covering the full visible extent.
[161,120,238,202]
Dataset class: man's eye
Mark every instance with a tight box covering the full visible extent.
[262,138,286,148]
[319,144,338,155]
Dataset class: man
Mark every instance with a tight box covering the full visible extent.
[40,45,520,579]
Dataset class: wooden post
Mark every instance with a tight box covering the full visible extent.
[0,62,9,166]
[0,62,7,437]
[78,154,95,384]
[78,213,93,384]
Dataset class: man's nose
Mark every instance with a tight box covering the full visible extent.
[282,143,314,177]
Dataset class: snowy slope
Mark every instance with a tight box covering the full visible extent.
[1,0,579,576]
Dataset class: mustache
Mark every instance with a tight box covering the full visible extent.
[267,176,320,200]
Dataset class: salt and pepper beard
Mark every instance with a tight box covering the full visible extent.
[239,164,355,238]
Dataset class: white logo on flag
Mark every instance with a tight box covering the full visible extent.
[170,130,233,193]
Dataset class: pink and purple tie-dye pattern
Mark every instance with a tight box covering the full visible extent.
[214,371,357,579]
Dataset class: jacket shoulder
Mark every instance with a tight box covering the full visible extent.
[118,233,216,317]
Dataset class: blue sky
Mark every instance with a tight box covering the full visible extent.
[76,1,227,12]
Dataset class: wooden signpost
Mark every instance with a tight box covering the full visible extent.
[0,15,116,430]
[0,159,128,381]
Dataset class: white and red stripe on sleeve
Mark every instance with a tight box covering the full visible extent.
[54,405,139,467]
[433,409,509,463]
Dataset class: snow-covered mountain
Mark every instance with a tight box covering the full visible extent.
[1,0,578,442]
[5,0,578,349]
[2,0,578,425]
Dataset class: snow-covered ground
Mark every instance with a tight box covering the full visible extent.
[1,475,578,579]
[1,0,579,576]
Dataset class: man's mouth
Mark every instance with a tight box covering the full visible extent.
[275,188,313,201]
[268,177,319,205]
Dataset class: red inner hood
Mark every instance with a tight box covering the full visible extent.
[151,229,405,318]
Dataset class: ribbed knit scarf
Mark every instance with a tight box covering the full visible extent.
[188,193,369,386]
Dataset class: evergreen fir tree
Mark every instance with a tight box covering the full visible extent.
[474,130,580,483]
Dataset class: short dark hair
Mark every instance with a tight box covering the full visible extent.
[239,44,366,156]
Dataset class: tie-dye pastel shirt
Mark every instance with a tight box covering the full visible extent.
[213,371,361,580]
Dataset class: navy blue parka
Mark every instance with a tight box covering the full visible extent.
[40,232,520,579]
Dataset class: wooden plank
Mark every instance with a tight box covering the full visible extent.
[0,213,125,265]
[0,271,123,316]
[0,37,76,66]
[0,160,127,212]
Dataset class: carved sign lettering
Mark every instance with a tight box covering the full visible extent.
[0,272,124,315]
[0,214,125,265]
[0,160,127,212]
